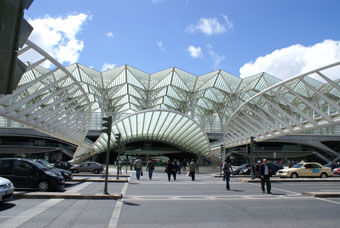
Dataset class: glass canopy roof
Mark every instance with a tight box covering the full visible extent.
[74,109,210,161]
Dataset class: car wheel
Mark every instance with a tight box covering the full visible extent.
[320,173,328,178]
[94,169,99,174]
[38,181,49,192]
[291,173,298,178]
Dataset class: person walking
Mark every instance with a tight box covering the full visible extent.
[165,160,174,181]
[177,161,182,175]
[173,160,178,180]
[146,159,155,180]
[134,158,143,180]
[255,160,261,178]
[189,159,197,181]
[182,159,187,171]
[222,158,233,191]
[260,158,272,194]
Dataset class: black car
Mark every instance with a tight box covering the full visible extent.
[54,161,72,170]
[35,160,73,181]
[0,158,64,191]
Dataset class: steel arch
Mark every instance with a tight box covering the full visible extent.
[224,61,340,148]
[0,40,92,147]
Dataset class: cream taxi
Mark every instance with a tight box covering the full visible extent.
[277,162,333,178]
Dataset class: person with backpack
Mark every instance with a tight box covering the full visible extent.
[146,159,155,180]
[222,158,233,191]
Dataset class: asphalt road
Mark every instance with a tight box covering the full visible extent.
[1,171,340,228]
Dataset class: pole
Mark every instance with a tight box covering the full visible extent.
[220,144,224,175]
[104,132,111,194]
[250,136,255,179]
[116,146,120,180]
[125,154,128,174]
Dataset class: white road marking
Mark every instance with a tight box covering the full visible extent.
[248,182,300,195]
[108,180,129,228]
[65,182,93,193]
[0,181,93,228]
[316,197,340,205]
[248,182,340,205]
[0,199,64,228]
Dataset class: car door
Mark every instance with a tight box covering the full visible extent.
[85,163,93,172]
[310,164,321,177]
[78,163,86,172]
[302,164,315,177]
[12,161,38,188]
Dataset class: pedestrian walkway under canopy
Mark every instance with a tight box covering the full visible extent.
[74,109,211,161]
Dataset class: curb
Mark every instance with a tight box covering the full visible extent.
[213,175,251,178]
[73,174,131,178]
[13,192,123,200]
[301,192,340,198]
[71,178,128,182]
[237,178,340,183]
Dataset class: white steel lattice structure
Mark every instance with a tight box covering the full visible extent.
[224,61,340,148]
[75,109,210,161]
[65,64,283,133]
[0,40,92,148]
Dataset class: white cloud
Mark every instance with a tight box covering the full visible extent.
[239,40,340,80]
[186,14,233,36]
[26,13,89,66]
[106,32,114,38]
[157,41,165,51]
[187,45,202,58]
[207,44,225,68]
[101,63,116,71]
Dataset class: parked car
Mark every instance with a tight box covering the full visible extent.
[277,162,333,178]
[324,163,340,171]
[232,164,250,175]
[333,167,340,175]
[0,177,15,202]
[70,162,104,174]
[0,158,64,191]
[35,160,73,181]
[54,161,72,170]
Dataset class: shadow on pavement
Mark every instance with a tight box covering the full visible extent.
[231,189,245,192]
[123,201,140,206]
[0,202,16,211]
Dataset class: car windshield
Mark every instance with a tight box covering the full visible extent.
[291,163,303,168]
[38,160,54,169]
[30,160,50,170]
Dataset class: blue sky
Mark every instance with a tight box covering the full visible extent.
[24,0,340,79]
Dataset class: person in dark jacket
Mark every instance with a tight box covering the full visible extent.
[165,160,174,181]
[222,158,233,191]
[260,159,272,194]
[172,160,179,181]
[146,159,155,180]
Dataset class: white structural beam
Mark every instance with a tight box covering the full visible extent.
[224,61,340,148]
[0,40,92,147]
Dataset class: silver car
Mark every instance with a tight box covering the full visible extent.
[0,177,15,202]
[70,162,104,174]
